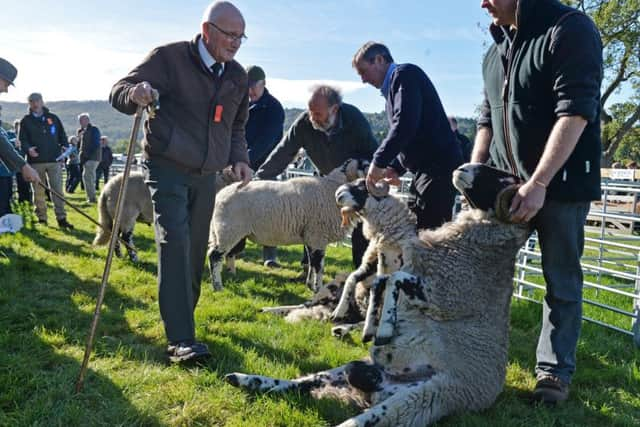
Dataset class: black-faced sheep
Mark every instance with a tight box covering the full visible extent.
[330,184,414,322]
[225,163,531,427]
[260,272,370,338]
[93,169,236,262]
[207,159,368,292]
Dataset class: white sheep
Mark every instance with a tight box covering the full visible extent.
[93,172,153,262]
[207,159,368,292]
[225,163,531,427]
[94,169,235,262]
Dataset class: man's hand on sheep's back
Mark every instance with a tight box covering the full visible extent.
[233,161,253,188]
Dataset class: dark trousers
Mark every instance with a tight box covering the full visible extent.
[0,176,13,217]
[15,172,32,203]
[407,172,456,230]
[351,222,368,268]
[300,222,368,269]
[66,164,82,193]
[143,160,217,344]
[533,199,590,384]
[95,165,110,189]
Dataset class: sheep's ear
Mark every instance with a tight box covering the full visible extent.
[368,181,390,198]
[495,185,519,222]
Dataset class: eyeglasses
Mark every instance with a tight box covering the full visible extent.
[208,22,247,43]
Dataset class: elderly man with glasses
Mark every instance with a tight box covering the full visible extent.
[110,1,252,364]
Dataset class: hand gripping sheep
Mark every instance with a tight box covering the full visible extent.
[225,163,532,427]
[75,93,159,393]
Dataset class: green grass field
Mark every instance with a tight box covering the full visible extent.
[1,194,639,426]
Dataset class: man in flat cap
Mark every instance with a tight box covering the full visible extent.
[0,58,41,187]
[244,65,284,267]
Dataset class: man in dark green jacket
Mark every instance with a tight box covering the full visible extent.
[255,85,378,268]
[19,92,74,229]
[476,0,603,403]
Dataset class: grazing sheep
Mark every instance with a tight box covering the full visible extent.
[225,163,531,427]
[93,169,236,262]
[207,159,368,292]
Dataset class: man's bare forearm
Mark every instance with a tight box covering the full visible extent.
[471,126,492,163]
[530,115,587,186]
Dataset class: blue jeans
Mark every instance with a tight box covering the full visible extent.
[143,159,217,344]
[533,199,590,384]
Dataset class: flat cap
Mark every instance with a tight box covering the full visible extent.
[0,58,17,86]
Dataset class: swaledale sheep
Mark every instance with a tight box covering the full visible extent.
[260,272,370,338]
[93,169,236,262]
[207,159,368,292]
[330,185,414,322]
[225,163,531,427]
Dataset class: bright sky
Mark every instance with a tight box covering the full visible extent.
[2,0,492,117]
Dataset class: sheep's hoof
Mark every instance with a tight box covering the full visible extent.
[212,281,223,292]
[331,325,349,338]
[362,333,374,343]
[128,252,139,263]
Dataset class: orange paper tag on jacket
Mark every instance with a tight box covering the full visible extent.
[214,105,223,122]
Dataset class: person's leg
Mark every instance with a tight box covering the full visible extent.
[187,172,217,309]
[408,174,456,231]
[263,246,279,267]
[0,176,12,216]
[83,160,99,202]
[350,222,368,269]
[144,160,197,346]
[95,166,102,190]
[31,163,48,222]
[46,162,68,223]
[533,200,589,387]
[68,164,81,193]
[16,172,32,203]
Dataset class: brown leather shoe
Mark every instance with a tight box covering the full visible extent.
[533,375,569,404]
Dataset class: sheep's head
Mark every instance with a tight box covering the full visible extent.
[452,163,522,222]
[340,158,371,182]
[336,178,400,227]
[309,273,348,305]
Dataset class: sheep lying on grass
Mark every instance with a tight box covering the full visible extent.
[225,163,531,427]
[207,159,368,292]
[260,272,370,338]
[93,169,235,262]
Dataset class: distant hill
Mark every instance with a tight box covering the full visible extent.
[1,100,476,154]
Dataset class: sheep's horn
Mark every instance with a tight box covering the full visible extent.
[368,181,390,198]
[495,185,519,222]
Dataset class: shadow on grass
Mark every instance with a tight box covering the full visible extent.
[0,247,161,424]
